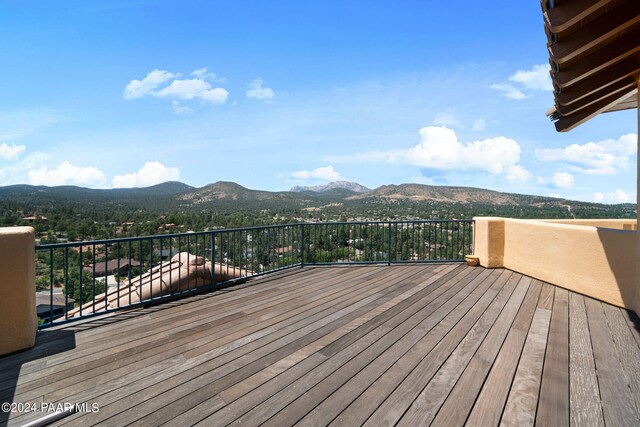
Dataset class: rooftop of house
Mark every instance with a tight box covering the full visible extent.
[83,258,141,276]
[2,263,640,426]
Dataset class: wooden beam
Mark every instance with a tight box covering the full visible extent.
[549,1,640,65]
[555,78,636,116]
[553,27,640,89]
[603,91,637,113]
[555,56,640,106]
[555,89,635,132]
[544,0,616,33]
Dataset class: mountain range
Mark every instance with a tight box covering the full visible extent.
[290,181,370,193]
[0,180,634,219]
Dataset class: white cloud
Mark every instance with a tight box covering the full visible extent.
[325,126,524,180]
[506,165,531,183]
[538,172,575,189]
[0,143,26,161]
[155,79,228,104]
[112,161,180,188]
[535,133,637,175]
[246,79,275,100]
[553,172,574,189]
[508,64,553,91]
[291,165,342,181]
[0,151,50,186]
[190,67,223,82]
[28,161,107,187]
[171,101,194,115]
[471,118,486,132]
[491,64,552,100]
[490,83,528,100]
[433,109,462,127]
[124,69,229,107]
[404,126,521,174]
[124,69,176,100]
[594,189,633,204]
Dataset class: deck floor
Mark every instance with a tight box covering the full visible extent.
[2,264,640,426]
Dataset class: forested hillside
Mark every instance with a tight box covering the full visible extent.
[0,181,634,242]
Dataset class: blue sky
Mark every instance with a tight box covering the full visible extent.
[0,1,637,203]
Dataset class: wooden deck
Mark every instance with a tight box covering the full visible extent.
[2,264,640,426]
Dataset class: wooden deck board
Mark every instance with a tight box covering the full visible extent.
[56,265,435,426]
[254,269,499,427]
[500,288,552,426]
[428,274,531,427]
[585,297,640,426]
[362,270,514,426]
[222,267,485,427]
[1,266,357,399]
[1,264,639,427]
[300,268,498,427]
[128,265,456,427]
[535,287,569,427]
[569,293,605,427]
[466,280,542,426]
[396,271,519,426]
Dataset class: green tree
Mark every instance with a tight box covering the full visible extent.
[64,269,106,305]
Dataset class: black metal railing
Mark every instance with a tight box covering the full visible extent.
[35,220,473,327]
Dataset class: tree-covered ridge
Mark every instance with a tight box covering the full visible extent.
[0,181,635,242]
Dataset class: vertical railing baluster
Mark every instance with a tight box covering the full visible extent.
[78,246,83,317]
[64,247,69,320]
[49,248,54,324]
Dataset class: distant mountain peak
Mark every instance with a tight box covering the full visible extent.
[290,181,370,194]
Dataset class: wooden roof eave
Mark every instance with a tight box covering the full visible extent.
[554,56,640,106]
[548,1,640,66]
[553,88,638,132]
[552,27,640,89]
[603,91,638,112]
[554,78,636,116]
[542,0,616,33]
[542,0,639,131]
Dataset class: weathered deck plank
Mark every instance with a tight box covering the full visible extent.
[54,265,439,426]
[428,275,531,426]
[499,283,552,426]
[221,267,487,427]
[465,279,542,426]
[362,270,514,426]
[328,268,502,427]
[569,293,605,427]
[535,286,569,427]
[585,297,640,426]
[0,264,638,427]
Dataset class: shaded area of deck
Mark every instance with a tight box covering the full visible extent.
[2,264,640,426]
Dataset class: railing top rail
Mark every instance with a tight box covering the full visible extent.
[36,219,474,250]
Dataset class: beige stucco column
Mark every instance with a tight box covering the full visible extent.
[472,217,505,268]
[0,227,37,356]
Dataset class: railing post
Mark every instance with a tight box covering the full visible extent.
[210,231,216,290]
[300,223,305,268]
[388,221,392,266]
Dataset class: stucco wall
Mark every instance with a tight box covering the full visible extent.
[541,219,637,230]
[0,227,37,356]
[474,217,637,311]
